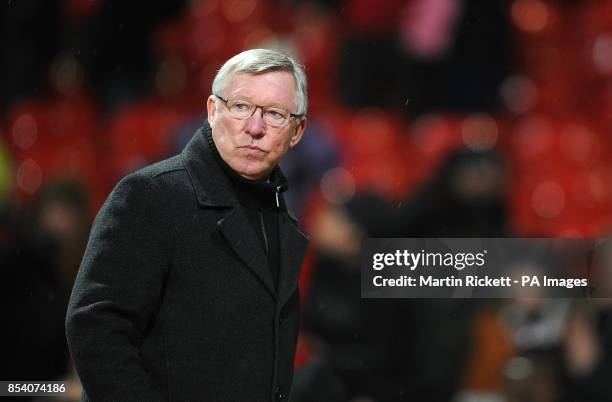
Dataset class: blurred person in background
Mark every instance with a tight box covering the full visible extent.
[66,49,309,402]
[559,242,612,402]
[0,178,90,397]
[74,0,186,114]
[393,146,511,237]
[294,146,510,401]
[0,0,62,113]
[293,195,397,402]
[456,241,612,402]
[497,299,570,402]
[336,0,510,116]
[31,179,92,288]
[484,296,612,402]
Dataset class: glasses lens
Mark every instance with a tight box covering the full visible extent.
[263,109,289,127]
[227,100,256,119]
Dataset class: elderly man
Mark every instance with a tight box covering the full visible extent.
[66,49,309,402]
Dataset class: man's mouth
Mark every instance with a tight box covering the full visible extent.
[241,145,266,153]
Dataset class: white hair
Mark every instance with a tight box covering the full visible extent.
[212,48,308,116]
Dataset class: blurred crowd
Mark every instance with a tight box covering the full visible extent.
[1,0,612,401]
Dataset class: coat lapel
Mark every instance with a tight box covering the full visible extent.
[182,125,277,298]
[217,207,276,298]
[277,214,309,307]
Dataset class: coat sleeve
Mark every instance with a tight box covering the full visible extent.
[66,172,171,402]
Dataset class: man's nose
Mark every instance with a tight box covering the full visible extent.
[244,107,266,137]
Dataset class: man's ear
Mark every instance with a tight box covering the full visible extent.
[289,117,307,148]
[206,95,217,128]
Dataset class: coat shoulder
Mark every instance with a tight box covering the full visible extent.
[133,154,185,181]
[125,154,191,193]
[122,154,201,215]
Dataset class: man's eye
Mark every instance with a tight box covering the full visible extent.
[266,110,284,119]
[234,103,249,110]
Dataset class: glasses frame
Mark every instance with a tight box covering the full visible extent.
[214,94,303,128]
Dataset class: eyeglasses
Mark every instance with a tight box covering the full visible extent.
[214,94,302,128]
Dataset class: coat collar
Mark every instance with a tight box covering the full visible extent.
[181,123,237,208]
[181,123,300,222]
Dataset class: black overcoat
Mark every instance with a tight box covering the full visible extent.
[65,125,309,402]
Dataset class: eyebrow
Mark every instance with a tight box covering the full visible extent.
[227,93,293,109]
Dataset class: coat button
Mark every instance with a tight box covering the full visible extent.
[274,386,285,400]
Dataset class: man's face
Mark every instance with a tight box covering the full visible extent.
[207,71,306,180]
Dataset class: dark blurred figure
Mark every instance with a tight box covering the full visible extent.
[402,147,511,401]
[344,146,510,237]
[497,299,571,402]
[280,119,342,219]
[486,298,612,402]
[560,300,612,402]
[74,0,186,114]
[0,179,90,387]
[337,0,511,116]
[395,146,510,237]
[294,197,477,402]
[293,198,400,402]
[293,146,511,401]
[0,0,62,113]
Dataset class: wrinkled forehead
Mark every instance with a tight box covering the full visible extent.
[224,71,297,109]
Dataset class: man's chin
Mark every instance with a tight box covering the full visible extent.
[237,166,270,181]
